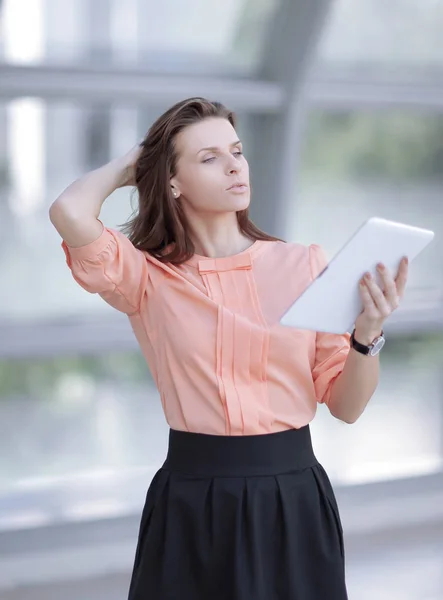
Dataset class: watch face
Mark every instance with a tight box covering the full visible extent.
[370,336,386,356]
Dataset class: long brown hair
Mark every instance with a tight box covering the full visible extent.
[121,97,283,265]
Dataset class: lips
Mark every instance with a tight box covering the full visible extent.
[227,183,248,190]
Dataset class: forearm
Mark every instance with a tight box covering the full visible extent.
[328,329,380,424]
[322,254,409,425]
[50,156,127,222]
[49,156,133,247]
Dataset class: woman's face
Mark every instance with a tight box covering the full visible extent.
[170,117,250,215]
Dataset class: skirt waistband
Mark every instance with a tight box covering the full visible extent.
[162,426,318,477]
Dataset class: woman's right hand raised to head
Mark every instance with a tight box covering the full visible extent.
[49,142,144,247]
[117,143,144,188]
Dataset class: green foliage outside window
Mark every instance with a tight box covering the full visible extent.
[301,111,443,183]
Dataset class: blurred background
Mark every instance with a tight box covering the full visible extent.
[0,0,442,598]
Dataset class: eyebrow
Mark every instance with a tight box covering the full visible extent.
[197,140,242,154]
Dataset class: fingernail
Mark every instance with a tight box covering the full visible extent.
[404,257,409,265]
[376,263,385,271]
[365,272,372,280]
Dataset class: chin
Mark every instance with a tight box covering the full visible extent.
[230,195,251,212]
[210,193,251,214]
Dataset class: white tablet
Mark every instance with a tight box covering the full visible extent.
[280,217,435,334]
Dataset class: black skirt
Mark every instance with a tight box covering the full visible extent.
[128,426,348,600]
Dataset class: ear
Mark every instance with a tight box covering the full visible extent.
[170,177,181,199]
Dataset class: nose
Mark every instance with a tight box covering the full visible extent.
[226,155,240,175]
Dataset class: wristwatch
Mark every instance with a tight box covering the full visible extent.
[350,329,385,357]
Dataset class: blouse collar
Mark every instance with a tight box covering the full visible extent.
[185,240,263,273]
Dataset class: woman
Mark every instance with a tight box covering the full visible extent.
[49,97,408,599]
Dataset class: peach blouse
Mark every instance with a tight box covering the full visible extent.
[62,225,350,436]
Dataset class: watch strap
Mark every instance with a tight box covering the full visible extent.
[350,329,384,356]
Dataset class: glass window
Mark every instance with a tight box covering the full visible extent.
[311,332,443,484]
[0,352,164,484]
[317,0,443,69]
[301,111,443,184]
[0,351,168,528]
[0,99,134,321]
[0,0,280,75]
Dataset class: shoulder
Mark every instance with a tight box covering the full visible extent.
[258,240,328,280]
[258,239,312,263]
[258,239,306,257]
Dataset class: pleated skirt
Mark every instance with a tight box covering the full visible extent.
[128,426,348,600]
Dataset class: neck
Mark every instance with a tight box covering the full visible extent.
[188,212,252,258]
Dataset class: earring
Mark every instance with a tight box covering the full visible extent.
[173,191,177,197]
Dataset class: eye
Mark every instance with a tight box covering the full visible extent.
[234,150,243,157]
[202,156,216,164]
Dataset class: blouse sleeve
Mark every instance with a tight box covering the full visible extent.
[309,244,351,406]
[61,221,150,315]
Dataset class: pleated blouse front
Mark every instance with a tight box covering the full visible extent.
[62,225,350,436]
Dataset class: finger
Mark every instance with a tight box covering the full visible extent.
[363,273,391,318]
[376,264,400,309]
[395,257,409,298]
[359,279,378,316]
